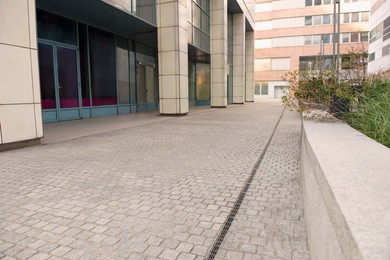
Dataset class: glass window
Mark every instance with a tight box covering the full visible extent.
[136,0,155,24]
[314,0,322,5]
[313,16,322,25]
[255,83,261,95]
[305,16,313,26]
[369,52,375,62]
[306,0,313,6]
[343,13,350,23]
[313,35,321,44]
[360,32,368,42]
[193,3,201,28]
[37,9,77,45]
[361,12,369,22]
[350,32,359,42]
[129,41,136,104]
[261,83,269,95]
[38,43,56,110]
[89,27,117,106]
[351,12,359,22]
[322,34,331,44]
[323,15,331,24]
[383,45,390,56]
[304,36,312,45]
[342,33,350,43]
[196,63,210,100]
[78,24,90,107]
[323,0,331,4]
[201,11,210,35]
[116,36,130,104]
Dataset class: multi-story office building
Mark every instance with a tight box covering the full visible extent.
[368,0,390,75]
[254,0,370,99]
[0,0,255,149]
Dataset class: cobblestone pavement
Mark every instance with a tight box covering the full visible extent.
[214,107,310,260]
[0,102,309,260]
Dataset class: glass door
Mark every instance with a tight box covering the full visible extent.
[137,62,156,110]
[38,42,81,121]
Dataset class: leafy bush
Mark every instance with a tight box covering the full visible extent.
[281,49,390,148]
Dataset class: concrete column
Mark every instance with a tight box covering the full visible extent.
[232,13,245,104]
[0,0,43,146]
[210,0,228,108]
[157,0,189,115]
[245,30,255,102]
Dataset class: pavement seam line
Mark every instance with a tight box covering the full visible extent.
[205,105,287,260]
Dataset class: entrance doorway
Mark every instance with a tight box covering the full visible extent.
[38,42,81,121]
[136,62,156,111]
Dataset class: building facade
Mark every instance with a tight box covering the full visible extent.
[368,0,390,75]
[0,0,255,149]
[254,0,370,99]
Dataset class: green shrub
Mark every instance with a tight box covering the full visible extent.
[343,77,390,148]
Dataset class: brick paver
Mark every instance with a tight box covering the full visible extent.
[214,107,310,260]
[0,102,309,259]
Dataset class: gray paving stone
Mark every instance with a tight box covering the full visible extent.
[0,102,309,259]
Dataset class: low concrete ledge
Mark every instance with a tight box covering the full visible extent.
[301,119,390,260]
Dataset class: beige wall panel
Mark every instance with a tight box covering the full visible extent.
[0,44,34,105]
[0,0,30,47]
[0,104,37,143]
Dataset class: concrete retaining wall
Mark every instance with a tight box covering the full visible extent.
[301,119,390,260]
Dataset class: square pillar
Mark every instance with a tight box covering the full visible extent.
[232,13,245,104]
[210,0,228,108]
[245,31,255,102]
[0,0,43,145]
[157,0,189,115]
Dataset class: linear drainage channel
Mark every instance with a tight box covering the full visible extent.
[206,106,286,260]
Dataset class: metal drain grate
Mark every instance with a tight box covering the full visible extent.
[206,107,286,260]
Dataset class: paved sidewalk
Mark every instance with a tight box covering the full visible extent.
[0,101,309,260]
[214,107,310,260]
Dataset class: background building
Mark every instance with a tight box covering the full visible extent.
[0,0,255,149]
[368,0,390,75]
[254,0,370,99]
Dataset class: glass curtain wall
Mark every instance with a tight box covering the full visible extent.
[190,0,210,52]
[37,9,157,121]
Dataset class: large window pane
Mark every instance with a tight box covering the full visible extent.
[89,27,117,106]
[360,32,368,42]
[193,3,201,28]
[323,15,331,24]
[196,63,210,100]
[313,16,322,25]
[304,35,312,45]
[57,47,79,108]
[78,24,90,107]
[343,13,350,23]
[313,35,321,44]
[136,0,155,24]
[261,83,269,95]
[351,12,359,22]
[305,16,313,26]
[255,83,261,95]
[37,9,77,45]
[38,43,56,109]
[350,32,359,42]
[342,33,350,43]
[306,0,313,6]
[129,41,137,104]
[116,36,130,104]
[361,12,369,22]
